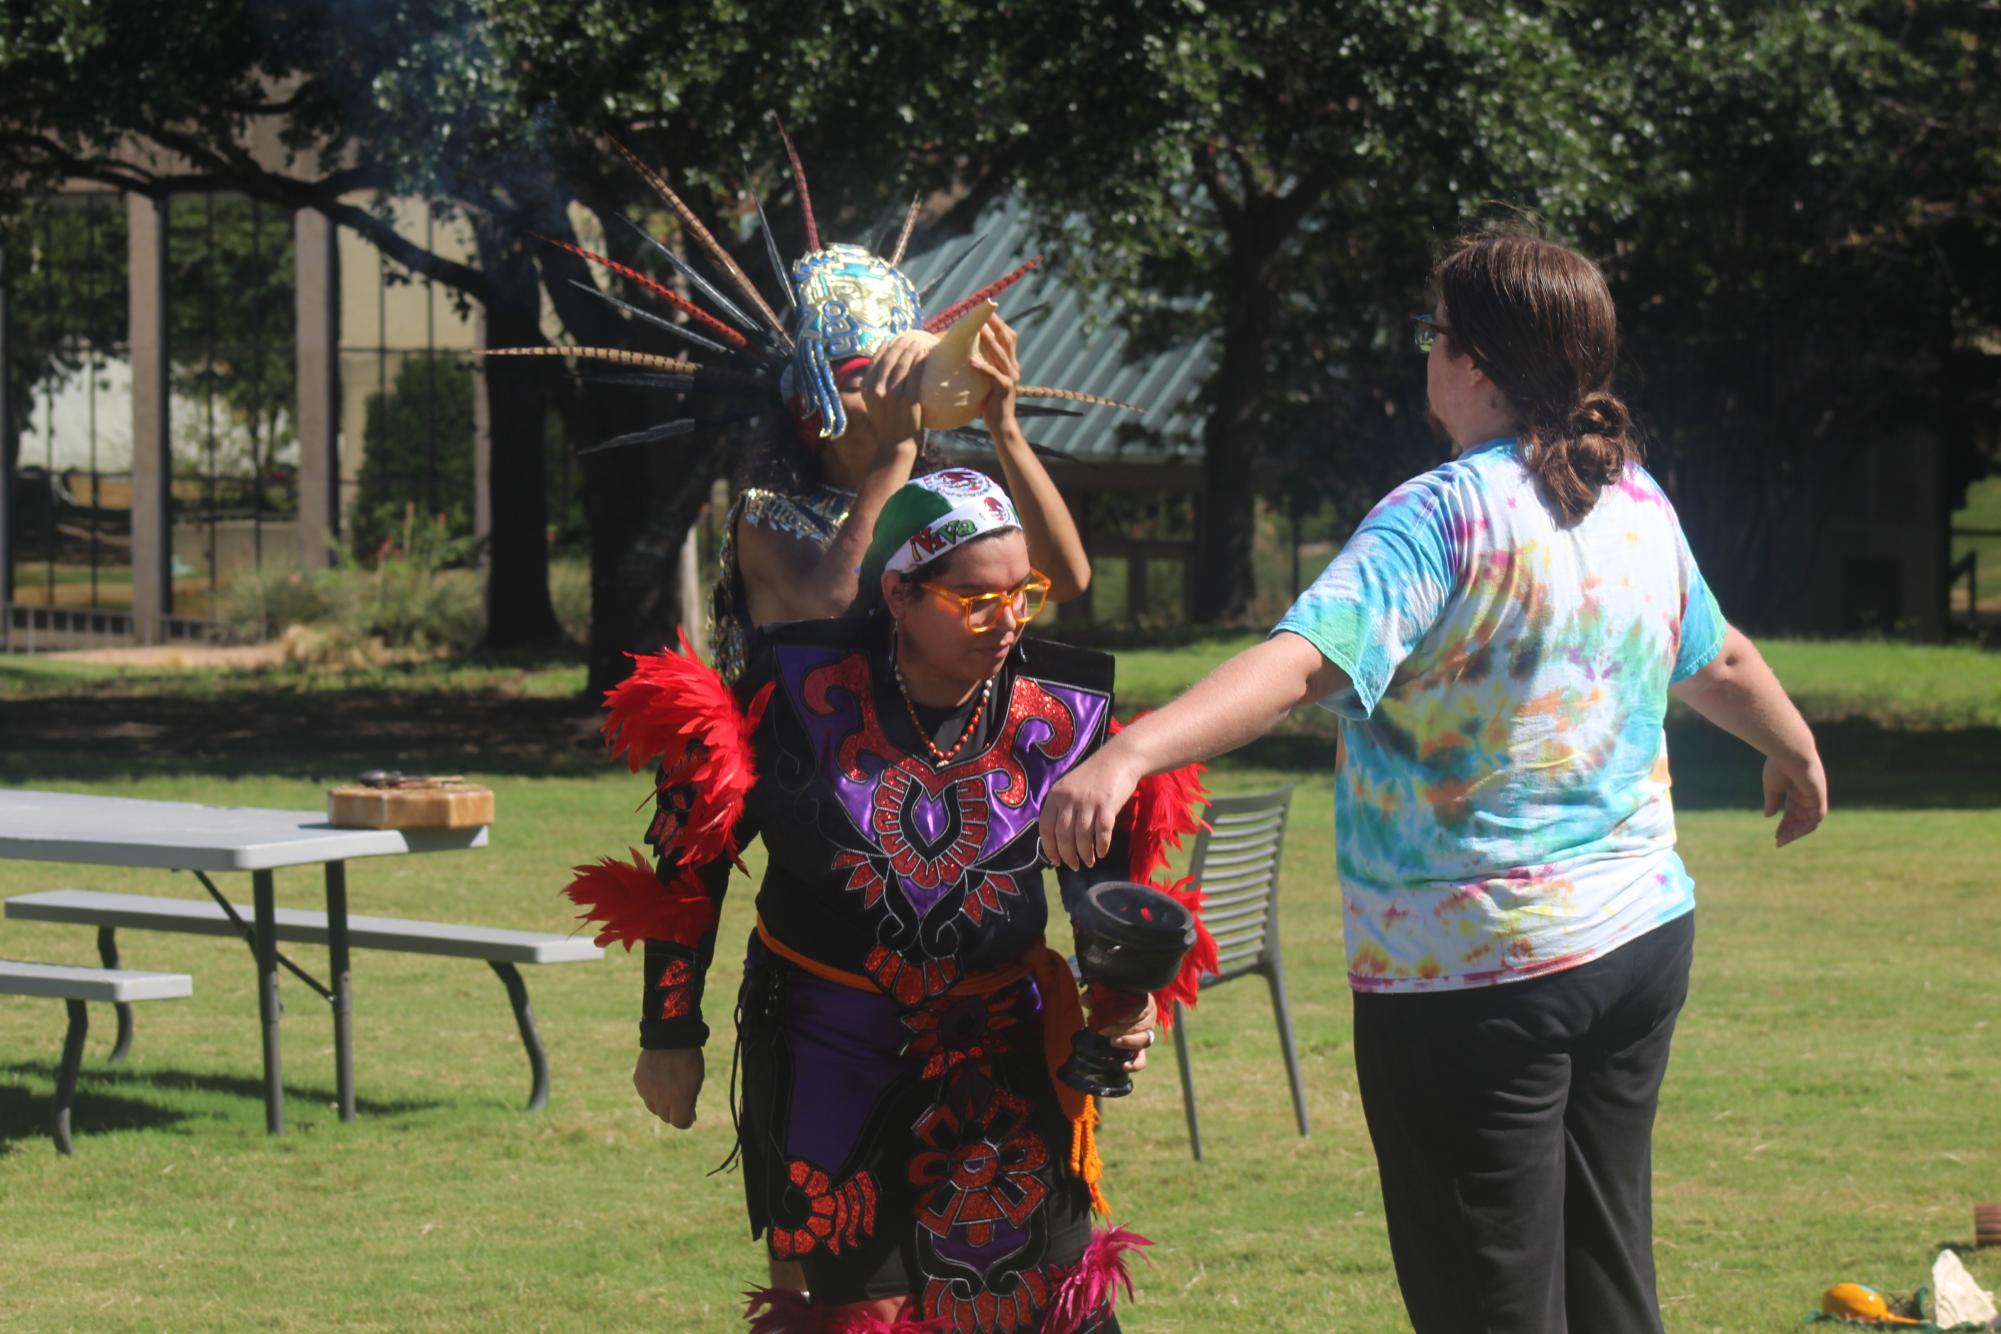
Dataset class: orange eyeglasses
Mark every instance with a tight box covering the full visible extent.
[921,569,1052,633]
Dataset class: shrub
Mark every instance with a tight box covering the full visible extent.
[216,504,484,655]
[548,556,591,647]
[325,504,484,652]
[350,356,477,560]
[217,559,338,642]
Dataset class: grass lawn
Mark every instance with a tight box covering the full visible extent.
[0,639,1997,1331]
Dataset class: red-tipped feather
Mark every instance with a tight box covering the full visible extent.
[770,112,819,253]
[1108,715,1212,883]
[1146,874,1218,1029]
[1044,1225,1153,1334]
[531,232,750,351]
[743,1287,948,1333]
[924,257,1041,333]
[605,138,791,340]
[601,628,773,873]
[744,1287,827,1334]
[560,847,717,950]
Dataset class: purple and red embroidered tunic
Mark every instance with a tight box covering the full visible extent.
[639,617,1136,1331]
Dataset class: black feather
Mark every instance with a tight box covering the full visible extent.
[743,166,796,318]
[615,213,764,339]
[565,280,743,359]
[917,232,988,304]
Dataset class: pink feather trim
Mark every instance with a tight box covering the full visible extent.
[1043,1225,1153,1334]
[559,847,717,950]
[600,627,773,873]
[1108,715,1212,884]
[741,1287,947,1333]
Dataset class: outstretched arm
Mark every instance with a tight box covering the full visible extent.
[738,340,927,623]
[1041,632,1348,869]
[974,315,1091,602]
[1670,624,1827,846]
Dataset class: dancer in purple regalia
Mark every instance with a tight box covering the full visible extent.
[565,469,1215,1333]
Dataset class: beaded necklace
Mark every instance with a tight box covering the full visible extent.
[891,638,996,766]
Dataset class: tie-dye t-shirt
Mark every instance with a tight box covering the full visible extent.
[1273,437,1725,993]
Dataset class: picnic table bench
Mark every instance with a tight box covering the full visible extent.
[5,889,599,1112]
[0,788,602,1134]
[0,958,192,1155]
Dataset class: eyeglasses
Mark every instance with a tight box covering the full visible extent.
[921,569,1052,633]
[1412,313,1450,354]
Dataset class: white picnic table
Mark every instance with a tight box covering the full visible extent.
[0,788,489,1133]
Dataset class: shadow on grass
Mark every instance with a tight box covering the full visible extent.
[0,1059,444,1155]
[4,685,1997,810]
[0,690,609,782]
[1661,718,2001,811]
[1208,716,2001,811]
[0,1076,193,1155]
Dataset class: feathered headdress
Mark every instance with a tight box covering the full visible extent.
[478,114,1144,453]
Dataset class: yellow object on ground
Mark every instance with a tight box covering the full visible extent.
[1821,1282,1923,1325]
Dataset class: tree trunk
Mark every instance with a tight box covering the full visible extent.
[1193,243,1275,626]
[474,222,564,651]
[521,198,735,697]
[580,423,730,697]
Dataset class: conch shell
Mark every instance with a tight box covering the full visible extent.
[904,300,998,431]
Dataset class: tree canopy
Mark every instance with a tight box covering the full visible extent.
[3,0,1996,658]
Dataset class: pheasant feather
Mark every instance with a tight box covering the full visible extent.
[532,233,748,350]
[925,257,1041,333]
[888,193,921,267]
[474,345,770,391]
[769,112,820,253]
[1018,385,1146,414]
[607,137,791,341]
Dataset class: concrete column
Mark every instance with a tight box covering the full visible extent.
[676,524,703,648]
[293,209,340,567]
[471,308,492,564]
[0,241,13,612]
[128,194,171,642]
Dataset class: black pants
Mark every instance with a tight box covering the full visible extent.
[1353,912,1694,1334]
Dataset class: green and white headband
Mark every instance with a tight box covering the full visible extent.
[861,469,1021,584]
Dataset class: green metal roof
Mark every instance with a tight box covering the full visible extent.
[893,197,1214,461]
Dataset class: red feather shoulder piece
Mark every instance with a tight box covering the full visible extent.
[1145,875,1219,1030]
[600,627,774,873]
[560,848,718,951]
[1107,715,1212,885]
[1105,716,1217,1028]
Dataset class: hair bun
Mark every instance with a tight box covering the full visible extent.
[1563,392,1629,484]
[1567,392,1627,440]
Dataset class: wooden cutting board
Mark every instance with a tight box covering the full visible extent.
[327,782,494,830]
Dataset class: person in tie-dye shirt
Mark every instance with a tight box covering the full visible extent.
[1041,232,1827,1334]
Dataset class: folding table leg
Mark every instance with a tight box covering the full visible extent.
[489,962,550,1111]
[95,927,134,1064]
[52,999,88,1156]
[252,868,284,1134]
[325,860,355,1123]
